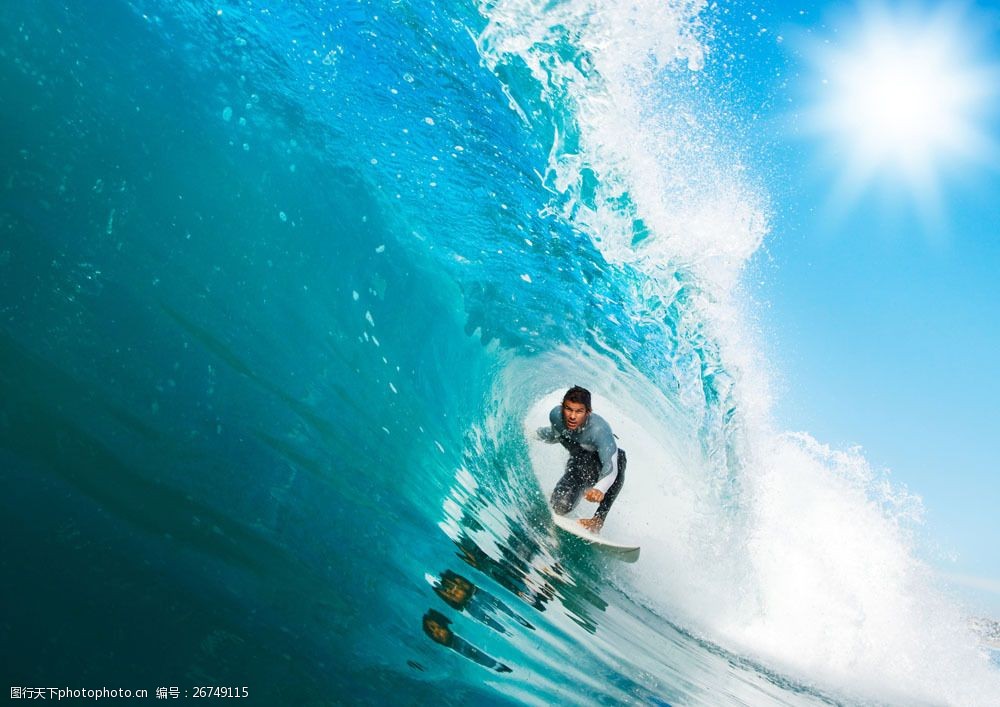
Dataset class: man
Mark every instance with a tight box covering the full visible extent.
[536,385,625,533]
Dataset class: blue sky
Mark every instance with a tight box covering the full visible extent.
[736,0,1000,616]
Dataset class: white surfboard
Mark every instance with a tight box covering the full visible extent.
[551,514,641,563]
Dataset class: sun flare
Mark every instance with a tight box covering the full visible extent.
[799,3,996,217]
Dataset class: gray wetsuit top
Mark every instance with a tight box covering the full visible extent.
[536,406,619,494]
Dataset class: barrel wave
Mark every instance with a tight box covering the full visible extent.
[2,1,998,705]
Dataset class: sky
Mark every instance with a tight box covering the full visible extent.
[736,0,1000,617]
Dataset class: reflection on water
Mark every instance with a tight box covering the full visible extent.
[415,466,845,705]
[446,495,609,631]
[421,609,512,674]
[430,570,535,633]
[420,469,619,676]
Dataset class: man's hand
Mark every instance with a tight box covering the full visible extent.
[584,488,604,503]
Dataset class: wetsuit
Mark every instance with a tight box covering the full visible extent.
[536,406,626,521]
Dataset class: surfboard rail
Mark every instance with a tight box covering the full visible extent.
[552,514,641,562]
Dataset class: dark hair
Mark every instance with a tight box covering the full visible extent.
[563,385,592,411]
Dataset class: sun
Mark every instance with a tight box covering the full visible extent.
[797,2,997,221]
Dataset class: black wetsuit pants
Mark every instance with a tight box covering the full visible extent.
[550,444,626,521]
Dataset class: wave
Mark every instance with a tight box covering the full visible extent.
[3,1,999,704]
[475,0,1000,703]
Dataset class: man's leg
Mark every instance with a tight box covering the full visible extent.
[550,451,600,515]
[593,449,626,521]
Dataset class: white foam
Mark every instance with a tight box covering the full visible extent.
[728,430,1000,703]
[479,0,768,292]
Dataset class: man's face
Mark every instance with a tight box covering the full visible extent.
[562,401,588,430]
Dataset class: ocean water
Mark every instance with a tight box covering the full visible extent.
[2,1,998,705]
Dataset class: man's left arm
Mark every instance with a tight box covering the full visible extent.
[586,428,619,499]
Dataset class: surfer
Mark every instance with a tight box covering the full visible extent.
[536,386,626,533]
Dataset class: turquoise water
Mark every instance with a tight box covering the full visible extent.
[3,2,999,705]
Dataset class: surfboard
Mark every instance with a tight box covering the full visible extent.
[551,514,641,563]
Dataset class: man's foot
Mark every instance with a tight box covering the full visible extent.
[578,517,604,534]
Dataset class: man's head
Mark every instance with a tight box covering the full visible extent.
[561,385,592,431]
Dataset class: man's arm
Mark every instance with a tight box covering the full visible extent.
[536,426,557,442]
[591,457,618,495]
[536,406,562,443]
[590,422,619,495]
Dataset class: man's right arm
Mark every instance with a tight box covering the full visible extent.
[536,426,556,442]
[536,406,562,443]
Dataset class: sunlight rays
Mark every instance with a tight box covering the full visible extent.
[796,2,998,225]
